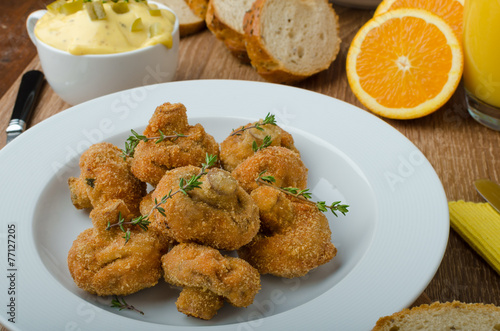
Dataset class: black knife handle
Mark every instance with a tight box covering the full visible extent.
[10,70,45,128]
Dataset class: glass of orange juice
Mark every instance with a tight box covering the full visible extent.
[463,0,500,131]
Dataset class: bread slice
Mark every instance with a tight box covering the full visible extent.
[185,0,209,19]
[372,301,500,331]
[243,0,341,84]
[155,0,206,37]
[205,0,255,63]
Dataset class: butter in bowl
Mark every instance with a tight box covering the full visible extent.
[26,0,180,105]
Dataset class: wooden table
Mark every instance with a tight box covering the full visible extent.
[1,1,499,329]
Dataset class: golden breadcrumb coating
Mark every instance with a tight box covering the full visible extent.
[238,186,337,278]
[220,120,298,171]
[162,242,261,319]
[130,103,219,186]
[231,146,308,194]
[151,166,260,250]
[68,142,146,216]
[67,200,168,296]
[140,192,177,244]
[176,287,224,320]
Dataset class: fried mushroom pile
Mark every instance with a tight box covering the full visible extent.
[66,102,343,321]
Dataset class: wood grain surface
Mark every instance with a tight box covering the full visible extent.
[0,1,499,330]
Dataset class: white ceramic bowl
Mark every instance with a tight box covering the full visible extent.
[330,0,382,9]
[26,2,180,105]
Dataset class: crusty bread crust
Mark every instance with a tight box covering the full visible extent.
[185,0,209,19]
[205,0,250,63]
[179,20,206,37]
[372,301,500,331]
[243,0,341,84]
[155,0,206,37]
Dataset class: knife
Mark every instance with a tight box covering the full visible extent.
[474,179,500,214]
[5,70,45,144]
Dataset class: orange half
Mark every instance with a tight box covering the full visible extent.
[374,0,463,40]
[346,8,463,120]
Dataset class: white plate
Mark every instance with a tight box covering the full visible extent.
[0,80,448,330]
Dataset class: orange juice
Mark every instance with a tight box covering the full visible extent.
[463,0,500,108]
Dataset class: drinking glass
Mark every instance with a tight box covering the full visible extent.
[463,0,500,131]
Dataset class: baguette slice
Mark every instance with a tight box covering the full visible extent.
[155,0,206,37]
[372,301,500,331]
[185,0,209,19]
[205,0,255,63]
[243,0,341,84]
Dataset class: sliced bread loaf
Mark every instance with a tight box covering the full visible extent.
[372,301,500,331]
[205,0,255,62]
[243,0,341,84]
[155,0,206,36]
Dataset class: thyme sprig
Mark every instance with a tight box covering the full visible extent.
[110,296,144,315]
[252,135,273,152]
[176,153,218,196]
[105,210,153,243]
[120,129,189,159]
[106,154,218,243]
[256,171,349,217]
[230,113,277,136]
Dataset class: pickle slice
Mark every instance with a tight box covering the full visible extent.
[85,2,107,20]
[149,8,161,16]
[93,2,107,19]
[149,22,163,37]
[60,0,84,15]
[131,18,145,32]
[112,2,130,14]
[46,0,65,14]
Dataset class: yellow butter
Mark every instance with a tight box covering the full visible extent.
[35,1,175,55]
[449,200,500,275]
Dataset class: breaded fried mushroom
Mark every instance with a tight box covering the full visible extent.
[130,103,219,186]
[231,146,308,194]
[220,119,299,171]
[68,142,146,216]
[162,243,261,319]
[68,199,168,296]
[150,166,260,250]
[176,287,224,320]
[139,192,176,245]
[238,186,337,278]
